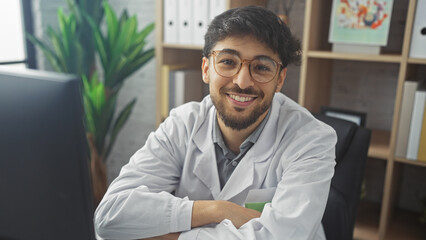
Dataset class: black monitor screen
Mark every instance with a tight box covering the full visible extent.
[0,68,95,240]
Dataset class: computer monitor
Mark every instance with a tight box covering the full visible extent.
[0,68,95,240]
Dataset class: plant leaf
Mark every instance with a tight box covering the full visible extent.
[104,98,137,158]
[104,1,118,48]
[26,33,63,72]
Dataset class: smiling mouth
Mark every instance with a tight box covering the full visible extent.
[228,94,256,102]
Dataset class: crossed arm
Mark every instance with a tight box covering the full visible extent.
[143,200,261,240]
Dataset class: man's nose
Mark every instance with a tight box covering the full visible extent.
[233,63,254,89]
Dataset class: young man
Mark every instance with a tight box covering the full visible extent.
[95,6,336,240]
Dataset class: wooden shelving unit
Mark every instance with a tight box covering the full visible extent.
[301,0,426,239]
[369,130,391,160]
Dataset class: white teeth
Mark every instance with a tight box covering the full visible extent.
[229,94,253,102]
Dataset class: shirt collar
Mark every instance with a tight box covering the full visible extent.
[212,109,271,151]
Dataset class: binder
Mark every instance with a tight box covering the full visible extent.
[161,65,187,116]
[209,0,227,23]
[406,85,426,160]
[395,81,419,158]
[178,0,193,45]
[417,103,426,162]
[173,70,204,108]
[192,0,209,46]
[163,0,179,44]
[409,0,426,58]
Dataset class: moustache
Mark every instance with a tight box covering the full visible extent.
[220,85,264,97]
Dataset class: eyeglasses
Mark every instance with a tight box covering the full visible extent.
[209,50,283,83]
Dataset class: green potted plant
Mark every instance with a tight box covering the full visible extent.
[27,0,154,206]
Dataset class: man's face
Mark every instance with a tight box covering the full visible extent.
[202,36,287,131]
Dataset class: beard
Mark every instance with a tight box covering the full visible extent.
[211,85,273,131]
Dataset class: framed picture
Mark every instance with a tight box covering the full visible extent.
[328,0,394,46]
[320,106,367,127]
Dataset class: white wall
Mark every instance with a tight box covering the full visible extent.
[31,0,157,184]
[106,0,157,183]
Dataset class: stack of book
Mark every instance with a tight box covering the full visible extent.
[395,80,426,162]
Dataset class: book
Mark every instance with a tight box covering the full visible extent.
[417,103,426,162]
[406,83,426,160]
[328,0,394,53]
[395,81,420,158]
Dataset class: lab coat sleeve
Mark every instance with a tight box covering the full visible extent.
[179,122,336,240]
[94,113,194,239]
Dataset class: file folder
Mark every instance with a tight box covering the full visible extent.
[409,0,426,58]
[209,0,227,23]
[406,86,426,160]
[178,0,193,45]
[173,70,204,107]
[395,81,419,158]
[192,0,209,46]
[163,0,179,44]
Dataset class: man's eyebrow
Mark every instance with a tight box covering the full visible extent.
[219,48,240,56]
[219,49,276,61]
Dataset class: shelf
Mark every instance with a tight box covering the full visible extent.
[407,58,426,65]
[394,158,426,168]
[354,201,426,240]
[354,200,381,240]
[163,43,203,50]
[384,208,426,240]
[368,130,390,160]
[306,51,402,63]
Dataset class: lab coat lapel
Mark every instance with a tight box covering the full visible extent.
[218,98,280,201]
[218,143,275,201]
[192,108,221,199]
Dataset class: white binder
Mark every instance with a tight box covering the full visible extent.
[192,0,209,46]
[406,87,426,160]
[395,81,419,158]
[178,0,193,45]
[173,70,204,107]
[409,0,426,58]
[209,0,227,23]
[163,0,179,44]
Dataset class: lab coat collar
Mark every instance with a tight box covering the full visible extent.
[193,107,221,199]
[192,96,282,200]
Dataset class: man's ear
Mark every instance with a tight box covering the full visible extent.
[276,67,287,92]
[201,57,210,84]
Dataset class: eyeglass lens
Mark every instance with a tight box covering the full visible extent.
[213,51,279,83]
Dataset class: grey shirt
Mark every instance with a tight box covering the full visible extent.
[213,110,271,189]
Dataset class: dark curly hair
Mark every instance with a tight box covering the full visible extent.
[203,6,301,68]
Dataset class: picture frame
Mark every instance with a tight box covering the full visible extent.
[328,0,394,46]
[320,106,367,127]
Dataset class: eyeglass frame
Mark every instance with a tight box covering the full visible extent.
[208,50,284,84]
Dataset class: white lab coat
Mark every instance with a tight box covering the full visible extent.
[95,93,336,240]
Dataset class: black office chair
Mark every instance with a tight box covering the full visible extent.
[314,113,371,240]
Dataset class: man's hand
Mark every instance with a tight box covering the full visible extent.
[192,200,261,229]
[217,200,262,228]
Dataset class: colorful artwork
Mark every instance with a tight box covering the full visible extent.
[329,0,394,46]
